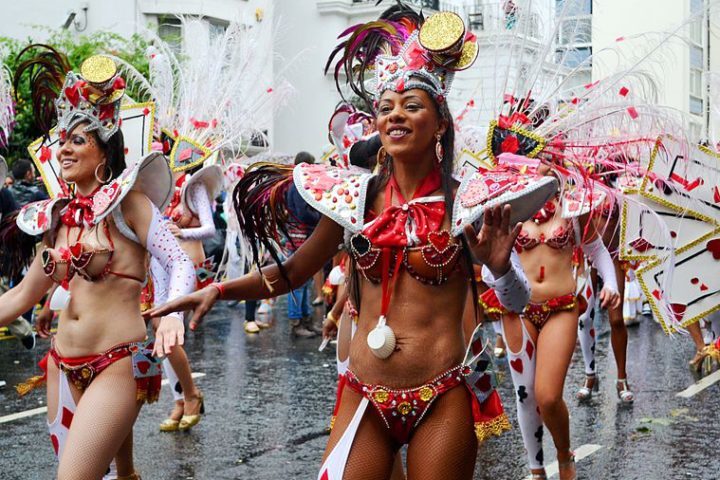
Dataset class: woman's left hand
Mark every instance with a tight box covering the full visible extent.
[153,316,185,358]
[167,224,182,237]
[464,204,522,275]
[598,287,621,310]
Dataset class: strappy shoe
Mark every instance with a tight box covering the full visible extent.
[159,400,184,432]
[179,392,205,431]
[576,373,598,401]
[616,379,634,404]
[558,451,576,480]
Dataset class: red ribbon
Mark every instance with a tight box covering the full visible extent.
[363,169,444,248]
[60,190,98,228]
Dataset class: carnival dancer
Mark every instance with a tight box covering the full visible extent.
[148,9,559,479]
[2,48,193,479]
[575,195,635,403]
[113,15,292,429]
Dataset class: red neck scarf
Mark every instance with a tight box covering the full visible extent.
[61,186,101,228]
[363,168,445,247]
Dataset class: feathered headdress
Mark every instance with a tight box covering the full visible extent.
[326,5,477,110]
[13,44,71,137]
[113,17,293,173]
[0,51,14,149]
[15,46,124,142]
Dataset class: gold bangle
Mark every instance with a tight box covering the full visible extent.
[326,312,338,326]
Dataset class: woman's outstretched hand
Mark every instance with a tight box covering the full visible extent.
[144,286,220,331]
[464,204,522,275]
[153,316,184,358]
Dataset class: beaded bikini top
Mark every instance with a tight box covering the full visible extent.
[349,169,461,286]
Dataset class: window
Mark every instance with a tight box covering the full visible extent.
[556,0,591,15]
[557,17,592,45]
[209,20,228,42]
[690,46,703,68]
[158,16,182,53]
[689,69,703,97]
[689,96,703,116]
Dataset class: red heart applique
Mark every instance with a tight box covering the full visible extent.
[510,358,524,374]
[691,278,699,285]
[428,231,451,252]
[475,374,492,392]
[714,186,720,203]
[652,289,662,300]
[320,470,329,480]
[701,284,709,292]
[136,360,150,374]
[64,85,80,107]
[69,242,84,259]
[706,239,720,260]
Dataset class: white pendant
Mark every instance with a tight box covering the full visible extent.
[367,315,396,359]
[49,286,70,311]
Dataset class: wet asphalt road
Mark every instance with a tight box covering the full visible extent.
[1,297,720,480]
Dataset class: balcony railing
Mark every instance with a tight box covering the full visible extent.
[441,1,541,41]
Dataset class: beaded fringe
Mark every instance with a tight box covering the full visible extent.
[475,413,512,443]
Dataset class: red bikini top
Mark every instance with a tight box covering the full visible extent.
[349,169,461,285]
[515,223,575,251]
[42,192,144,288]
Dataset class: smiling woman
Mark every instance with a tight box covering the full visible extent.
[1,47,194,480]
[146,6,556,480]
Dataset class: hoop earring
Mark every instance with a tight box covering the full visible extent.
[435,133,444,164]
[377,146,387,167]
[94,162,111,184]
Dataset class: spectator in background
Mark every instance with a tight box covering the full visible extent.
[286,151,323,337]
[9,159,48,206]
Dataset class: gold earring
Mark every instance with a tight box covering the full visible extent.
[435,133,443,164]
[94,162,111,184]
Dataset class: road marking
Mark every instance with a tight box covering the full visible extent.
[0,372,206,424]
[0,406,47,424]
[162,372,206,386]
[676,369,720,398]
[522,444,603,480]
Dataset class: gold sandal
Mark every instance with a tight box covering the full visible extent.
[179,392,205,431]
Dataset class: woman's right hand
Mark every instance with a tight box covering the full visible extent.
[322,315,338,340]
[144,286,220,331]
[34,306,54,338]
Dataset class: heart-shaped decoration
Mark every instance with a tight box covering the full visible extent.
[69,242,84,259]
[652,289,662,300]
[714,186,720,203]
[510,358,524,374]
[350,234,372,257]
[136,360,150,374]
[706,239,720,260]
[64,85,80,107]
[92,183,120,217]
[428,230,451,253]
[460,178,490,208]
[691,277,699,285]
[700,283,709,292]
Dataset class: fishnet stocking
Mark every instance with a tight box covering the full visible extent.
[406,385,477,479]
[56,356,142,480]
[323,387,397,479]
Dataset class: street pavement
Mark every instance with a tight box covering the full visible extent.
[1,298,719,479]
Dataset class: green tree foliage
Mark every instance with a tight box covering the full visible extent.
[0,28,150,165]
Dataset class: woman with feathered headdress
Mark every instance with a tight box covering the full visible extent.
[1,44,194,479]
[148,4,560,478]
